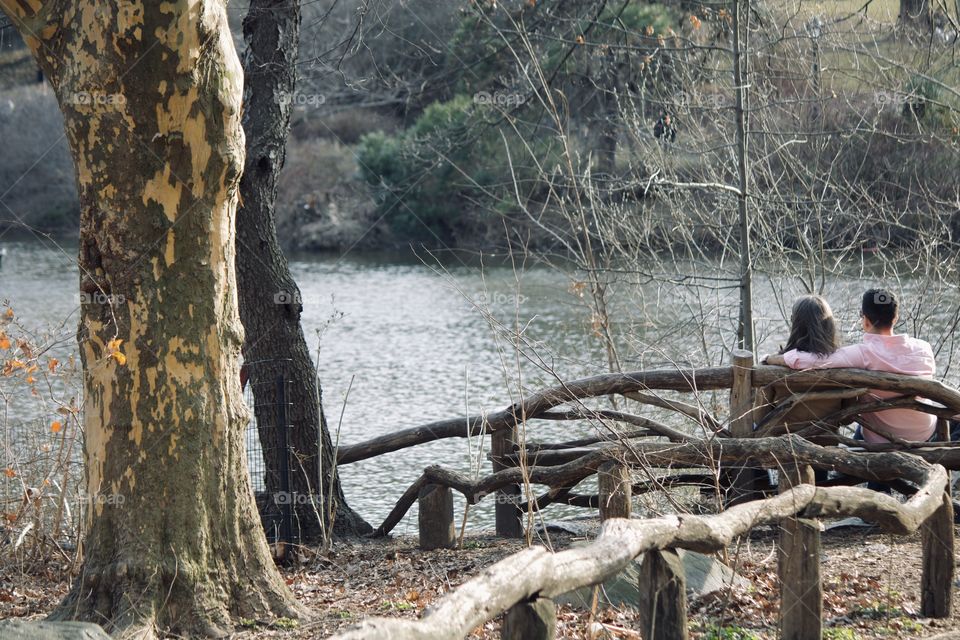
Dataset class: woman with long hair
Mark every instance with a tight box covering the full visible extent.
[761,295,843,434]
[781,294,840,357]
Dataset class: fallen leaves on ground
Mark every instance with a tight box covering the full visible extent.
[0,526,957,639]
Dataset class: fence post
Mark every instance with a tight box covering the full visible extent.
[598,460,631,521]
[936,417,950,442]
[275,373,292,560]
[726,349,756,505]
[418,483,456,551]
[778,464,822,640]
[638,549,688,640]
[501,597,556,640]
[921,487,955,617]
[492,426,523,538]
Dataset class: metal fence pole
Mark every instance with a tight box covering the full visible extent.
[276,372,292,558]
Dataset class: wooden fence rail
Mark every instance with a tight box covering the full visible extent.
[337,360,960,464]
[373,436,947,537]
[332,353,960,639]
[330,443,952,639]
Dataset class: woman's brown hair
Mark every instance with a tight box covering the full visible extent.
[781,295,840,356]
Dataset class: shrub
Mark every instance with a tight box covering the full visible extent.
[356,101,464,239]
[356,93,565,243]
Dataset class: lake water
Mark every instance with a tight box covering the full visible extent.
[2,237,957,534]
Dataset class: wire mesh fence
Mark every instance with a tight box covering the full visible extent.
[243,359,296,556]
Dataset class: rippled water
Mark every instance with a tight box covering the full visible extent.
[2,238,957,533]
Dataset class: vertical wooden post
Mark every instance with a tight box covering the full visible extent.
[921,487,955,618]
[936,418,950,442]
[492,427,523,538]
[778,465,822,640]
[638,549,689,640]
[502,597,556,640]
[598,460,631,521]
[418,484,456,550]
[726,349,756,505]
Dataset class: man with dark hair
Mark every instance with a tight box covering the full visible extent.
[860,288,897,330]
[766,288,936,443]
[653,113,677,142]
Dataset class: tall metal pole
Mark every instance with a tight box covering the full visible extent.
[733,0,754,353]
[276,372,292,558]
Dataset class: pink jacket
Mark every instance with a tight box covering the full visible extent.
[782,333,937,443]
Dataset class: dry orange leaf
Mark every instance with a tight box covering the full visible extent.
[47,358,58,372]
[0,334,9,350]
[4,308,12,318]
[106,338,126,366]
[3,468,15,478]
[51,421,62,433]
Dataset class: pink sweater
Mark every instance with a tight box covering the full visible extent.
[782,333,937,443]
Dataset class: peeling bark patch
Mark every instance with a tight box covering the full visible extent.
[164,228,175,266]
[142,165,183,223]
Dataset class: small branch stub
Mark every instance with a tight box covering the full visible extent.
[920,487,955,617]
[418,484,456,550]
[778,464,822,640]
[638,549,689,640]
[501,597,556,640]
[727,350,757,505]
[492,428,523,538]
[598,460,631,521]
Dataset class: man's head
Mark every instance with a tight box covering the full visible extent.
[861,288,898,333]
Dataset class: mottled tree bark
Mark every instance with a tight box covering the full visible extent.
[236,0,370,539]
[0,0,303,636]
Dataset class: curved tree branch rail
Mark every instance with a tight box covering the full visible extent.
[333,353,959,639]
[331,437,952,640]
[337,363,960,464]
[370,436,952,537]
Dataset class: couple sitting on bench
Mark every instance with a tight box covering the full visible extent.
[764,288,957,445]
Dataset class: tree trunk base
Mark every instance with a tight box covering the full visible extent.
[49,556,307,638]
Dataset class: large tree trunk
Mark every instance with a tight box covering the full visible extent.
[0,0,304,636]
[237,0,370,539]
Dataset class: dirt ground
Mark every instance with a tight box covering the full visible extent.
[1,525,958,639]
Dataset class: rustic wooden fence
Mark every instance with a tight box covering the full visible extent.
[332,351,960,639]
